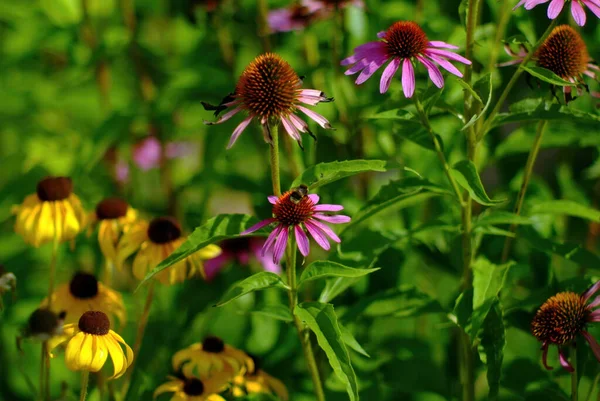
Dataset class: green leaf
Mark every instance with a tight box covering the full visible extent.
[480,299,505,401]
[492,101,600,130]
[393,125,442,152]
[242,304,293,322]
[474,211,533,227]
[455,77,484,104]
[462,73,493,131]
[522,66,577,87]
[530,200,600,222]
[40,0,82,26]
[451,161,505,206]
[319,277,364,303]
[138,214,264,288]
[294,302,359,401]
[298,261,379,287]
[339,323,370,357]
[291,160,399,189]
[365,108,416,120]
[216,272,289,307]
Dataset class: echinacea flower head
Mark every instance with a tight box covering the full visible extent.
[513,0,600,27]
[231,355,289,401]
[116,217,222,285]
[531,281,600,371]
[41,272,126,326]
[13,176,86,247]
[241,185,351,264]
[173,336,254,378]
[342,21,471,97]
[50,311,133,379]
[89,198,138,265]
[268,0,363,33]
[203,53,333,149]
[203,238,281,281]
[154,372,231,401]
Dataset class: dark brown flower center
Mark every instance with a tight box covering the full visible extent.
[28,308,61,335]
[235,53,300,119]
[78,311,110,335]
[147,217,182,244]
[36,177,73,201]
[535,25,589,79]
[202,336,225,353]
[273,190,315,226]
[183,378,205,396]
[69,272,99,299]
[384,21,429,59]
[531,292,589,345]
[96,198,129,220]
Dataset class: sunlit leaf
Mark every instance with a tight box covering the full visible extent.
[522,66,576,87]
[451,161,505,206]
[462,73,493,131]
[298,261,379,287]
[242,304,293,323]
[530,200,600,222]
[339,323,370,357]
[291,160,400,189]
[216,272,289,307]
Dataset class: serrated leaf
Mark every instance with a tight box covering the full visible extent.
[462,73,493,131]
[480,299,505,401]
[298,261,379,287]
[451,160,505,206]
[522,66,576,87]
[295,302,359,401]
[138,214,264,288]
[242,304,293,322]
[339,323,370,357]
[216,272,289,307]
[530,200,600,222]
[291,160,399,189]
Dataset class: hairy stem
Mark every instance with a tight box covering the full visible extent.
[79,371,90,401]
[501,120,547,262]
[269,123,282,196]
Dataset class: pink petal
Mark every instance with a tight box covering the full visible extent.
[289,113,309,132]
[241,218,277,235]
[525,0,550,10]
[308,194,320,203]
[300,89,325,97]
[281,117,301,141]
[261,224,284,257]
[428,41,459,49]
[314,204,343,212]
[582,331,600,362]
[379,58,401,94]
[558,349,574,372]
[227,116,254,149]
[213,106,242,124]
[426,48,472,65]
[582,280,600,302]
[417,56,444,88]
[304,221,330,250]
[589,296,600,309]
[355,57,389,85]
[297,106,331,129]
[341,42,386,66]
[548,0,565,18]
[498,59,526,67]
[313,214,351,224]
[589,310,600,322]
[308,219,341,243]
[426,53,464,77]
[377,31,386,39]
[268,196,278,204]
[345,59,370,76]
[541,343,553,370]
[203,252,232,281]
[295,225,310,257]
[273,226,289,264]
[582,0,600,17]
[571,0,587,25]
[401,58,415,98]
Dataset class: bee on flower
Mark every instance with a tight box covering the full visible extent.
[154,371,231,401]
[20,308,66,344]
[513,0,600,27]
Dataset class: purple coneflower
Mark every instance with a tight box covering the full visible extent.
[514,0,600,26]
[342,21,471,97]
[204,237,281,281]
[203,53,333,149]
[531,281,600,372]
[268,0,363,33]
[240,185,351,264]
[501,25,599,101]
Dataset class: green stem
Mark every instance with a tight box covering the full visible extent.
[269,123,282,196]
[501,120,548,262]
[572,348,578,401]
[80,371,90,401]
[479,20,558,141]
[39,342,46,401]
[413,96,464,205]
[584,371,600,401]
[487,0,512,72]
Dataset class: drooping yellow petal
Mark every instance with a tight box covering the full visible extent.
[206,395,226,401]
[264,372,289,401]
[153,380,182,399]
[112,331,134,368]
[90,336,109,372]
[65,332,87,371]
[77,333,94,370]
[132,246,151,280]
[53,202,65,244]
[98,221,118,262]
[105,334,126,378]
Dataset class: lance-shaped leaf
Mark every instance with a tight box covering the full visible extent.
[462,73,493,131]
[291,160,399,189]
[480,299,506,401]
[241,304,293,323]
[451,161,505,206]
[522,66,577,87]
[298,261,379,287]
[530,200,600,222]
[339,323,370,358]
[216,272,289,307]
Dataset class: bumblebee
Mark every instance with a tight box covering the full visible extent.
[289,184,308,204]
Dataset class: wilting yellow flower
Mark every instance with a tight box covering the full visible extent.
[51,311,133,379]
[116,217,221,285]
[22,308,66,342]
[13,176,86,247]
[41,272,126,326]
[173,336,253,378]
[88,198,138,265]
[154,372,230,401]
[231,356,288,401]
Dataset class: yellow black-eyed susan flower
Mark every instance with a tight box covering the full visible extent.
[51,311,133,379]
[173,336,253,378]
[154,372,231,401]
[231,355,288,400]
[41,272,125,326]
[116,217,221,285]
[532,280,600,371]
[88,198,138,265]
[13,177,86,247]
[21,308,66,342]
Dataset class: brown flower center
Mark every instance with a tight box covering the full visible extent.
[36,177,73,201]
[147,217,182,244]
[183,378,205,396]
[535,25,589,79]
[273,189,315,226]
[202,336,225,353]
[531,292,589,345]
[384,21,429,59]
[96,198,129,220]
[78,311,110,335]
[69,272,99,299]
[235,53,300,120]
[28,308,62,336]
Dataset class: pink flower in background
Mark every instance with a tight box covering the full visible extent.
[204,238,281,280]
[133,137,162,171]
[268,0,364,33]
[241,185,351,264]
[342,21,471,97]
[513,0,600,26]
